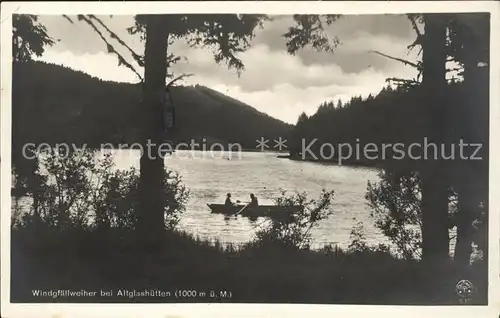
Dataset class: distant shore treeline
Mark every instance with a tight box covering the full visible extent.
[286,79,488,172]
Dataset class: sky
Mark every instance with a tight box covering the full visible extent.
[37,14,420,124]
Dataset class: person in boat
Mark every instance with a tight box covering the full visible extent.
[248,193,259,208]
[225,193,234,207]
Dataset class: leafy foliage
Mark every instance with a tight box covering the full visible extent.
[127,14,341,76]
[347,221,369,252]
[290,13,489,263]
[347,221,392,255]
[250,189,335,250]
[284,15,341,55]
[365,167,489,262]
[13,149,189,230]
[127,14,269,75]
[446,13,489,68]
[371,13,489,88]
[59,14,266,80]
[12,14,55,62]
[366,170,424,259]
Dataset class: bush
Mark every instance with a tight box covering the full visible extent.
[12,148,189,231]
[347,221,369,252]
[249,189,335,250]
[366,169,425,259]
[347,221,392,255]
[365,168,488,261]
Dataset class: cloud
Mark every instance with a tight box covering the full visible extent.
[35,14,420,124]
[172,40,418,91]
[253,14,416,72]
[39,14,417,75]
[36,50,141,83]
[38,44,416,125]
[187,61,416,124]
[38,15,140,55]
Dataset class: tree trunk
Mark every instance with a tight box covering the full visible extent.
[453,14,489,265]
[420,14,450,262]
[453,55,477,266]
[137,16,168,249]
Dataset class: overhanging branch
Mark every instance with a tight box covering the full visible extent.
[88,15,145,67]
[369,50,421,69]
[386,77,421,85]
[77,15,143,82]
[406,15,423,54]
[166,73,194,88]
[62,15,74,24]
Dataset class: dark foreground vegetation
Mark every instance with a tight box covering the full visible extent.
[11,226,487,304]
[10,149,487,304]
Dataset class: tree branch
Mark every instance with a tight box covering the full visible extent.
[166,73,194,88]
[284,15,341,55]
[386,77,421,85]
[406,14,423,54]
[78,15,143,82]
[369,50,421,69]
[88,15,144,67]
[62,15,74,24]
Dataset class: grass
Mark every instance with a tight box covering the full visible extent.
[10,226,488,304]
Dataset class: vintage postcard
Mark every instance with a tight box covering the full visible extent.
[1,1,499,318]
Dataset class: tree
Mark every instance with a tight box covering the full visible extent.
[417,13,489,264]
[129,14,268,247]
[12,13,268,246]
[291,112,310,156]
[366,169,424,260]
[419,14,450,262]
[12,15,55,62]
[281,13,488,265]
[296,112,309,127]
[366,13,487,263]
[129,14,340,246]
[12,14,56,227]
[447,13,489,265]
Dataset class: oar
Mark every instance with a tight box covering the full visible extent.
[234,202,250,217]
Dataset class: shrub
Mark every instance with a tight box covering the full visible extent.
[365,168,471,260]
[12,148,189,231]
[366,169,425,259]
[250,189,335,250]
[347,221,392,255]
[347,221,369,252]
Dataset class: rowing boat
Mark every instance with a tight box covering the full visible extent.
[206,203,299,219]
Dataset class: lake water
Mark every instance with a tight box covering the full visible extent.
[110,150,384,248]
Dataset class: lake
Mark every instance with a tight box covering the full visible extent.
[110,149,385,249]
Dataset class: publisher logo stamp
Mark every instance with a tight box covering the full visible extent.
[455,279,473,301]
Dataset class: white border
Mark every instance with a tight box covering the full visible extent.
[1,2,499,318]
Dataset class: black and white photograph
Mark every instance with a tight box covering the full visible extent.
[1,1,499,317]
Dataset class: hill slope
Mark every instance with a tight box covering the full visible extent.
[12,61,292,150]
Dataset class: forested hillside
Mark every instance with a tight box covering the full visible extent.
[12,61,292,150]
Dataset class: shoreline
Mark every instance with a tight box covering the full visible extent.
[277,153,381,169]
